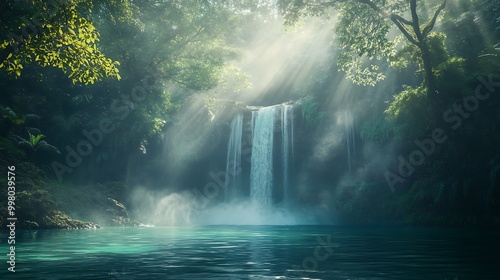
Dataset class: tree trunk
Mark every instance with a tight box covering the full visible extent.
[418,40,443,123]
[419,42,436,97]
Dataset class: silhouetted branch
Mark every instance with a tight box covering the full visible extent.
[423,0,447,37]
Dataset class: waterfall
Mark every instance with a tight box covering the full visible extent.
[224,113,243,202]
[281,105,292,208]
[250,106,276,209]
[344,110,355,172]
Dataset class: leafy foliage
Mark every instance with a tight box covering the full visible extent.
[28,132,44,147]
[0,0,498,228]
[1,106,25,125]
[300,97,325,128]
[335,1,393,85]
[385,85,427,122]
[278,0,448,89]
[11,132,60,156]
[360,117,394,143]
[0,0,128,84]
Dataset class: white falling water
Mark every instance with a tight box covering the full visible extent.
[225,113,243,202]
[250,106,276,209]
[281,105,292,208]
[344,110,355,172]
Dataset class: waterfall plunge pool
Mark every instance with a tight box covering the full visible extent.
[1,225,498,279]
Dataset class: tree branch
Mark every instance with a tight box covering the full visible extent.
[391,14,413,26]
[390,15,419,46]
[357,0,387,17]
[356,0,418,46]
[310,0,425,48]
[409,0,423,42]
[422,0,447,37]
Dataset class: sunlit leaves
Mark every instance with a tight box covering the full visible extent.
[0,0,121,85]
[388,35,416,69]
[389,32,460,85]
[99,0,143,29]
[337,57,386,86]
[336,2,392,58]
[278,0,449,87]
[0,57,24,77]
[115,0,241,91]
[335,1,393,85]
[385,85,427,122]
[165,40,239,91]
[279,0,396,85]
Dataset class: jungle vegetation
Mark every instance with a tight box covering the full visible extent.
[0,0,499,228]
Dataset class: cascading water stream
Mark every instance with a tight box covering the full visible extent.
[250,106,276,209]
[224,113,243,202]
[281,105,292,208]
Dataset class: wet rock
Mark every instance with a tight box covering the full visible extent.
[105,198,140,227]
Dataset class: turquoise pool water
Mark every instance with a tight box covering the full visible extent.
[1,225,498,279]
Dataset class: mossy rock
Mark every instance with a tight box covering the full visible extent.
[40,211,100,229]
[110,216,140,227]
[106,198,140,226]
[51,181,140,227]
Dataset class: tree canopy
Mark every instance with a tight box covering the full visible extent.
[0,0,142,84]
[278,0,448,93]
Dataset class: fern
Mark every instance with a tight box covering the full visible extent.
[26,127,42,136]
[1,106,25,125]
[11,133,59,154]
[34,141,61,154]
[29,133,45,147]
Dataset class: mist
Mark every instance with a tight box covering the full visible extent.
[129,186,333,226]
[121,16,347,226]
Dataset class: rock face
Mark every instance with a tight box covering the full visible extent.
[15,210,100,230]
[47,181,142,228]
[15,194,140,229]
[105,198,139,227]
[39,211,100,229]
[6,186,138,229]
